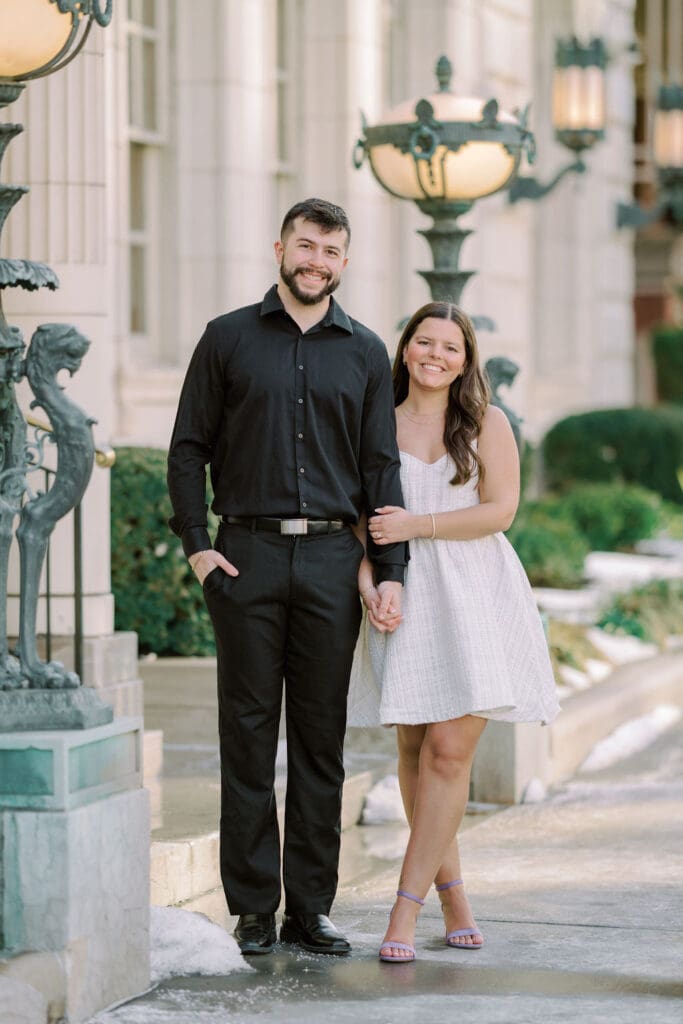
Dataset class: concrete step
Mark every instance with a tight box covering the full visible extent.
[150,769,374,907]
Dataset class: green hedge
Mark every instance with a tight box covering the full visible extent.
[653,326,683,404]
[507,504,589,587]
[542,406,683,504]
[558,482,662,551]
[507,482,664,587]
[111,447,216,656]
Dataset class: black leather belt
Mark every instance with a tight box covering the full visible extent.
[223,516,346,536]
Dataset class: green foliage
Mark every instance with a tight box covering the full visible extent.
[507,481,663,588]
[652,325,683,404]
[599,579,683,645]
[542,406,683,504]
[111,447,216,656]
[507,506,589,588]
[560,483,662,551]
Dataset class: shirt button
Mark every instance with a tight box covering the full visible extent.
[297,398,303,404]
[297,433,304,439]
[299,467,305,474]
[298,364,304,370]
[302,502,308,508]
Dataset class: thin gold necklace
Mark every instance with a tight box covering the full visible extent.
[399,406,445,424]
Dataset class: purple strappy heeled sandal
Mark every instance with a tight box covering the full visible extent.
[435,879,484,950]
[379,890,425,963]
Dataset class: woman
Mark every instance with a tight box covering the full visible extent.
[348,302,560,963]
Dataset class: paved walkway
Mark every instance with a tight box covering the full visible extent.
[96,709,683,1023]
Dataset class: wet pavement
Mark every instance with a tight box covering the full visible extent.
[93,710,683,1023]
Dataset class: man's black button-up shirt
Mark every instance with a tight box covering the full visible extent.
[167,285,408,583]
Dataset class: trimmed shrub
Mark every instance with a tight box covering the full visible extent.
[652,325,683,404]
[560,483,662,551]
[599,579,683,645]
[111,446,217,656]
[542,406,683,504]
[507,507,589,588]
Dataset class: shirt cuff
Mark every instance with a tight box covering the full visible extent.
[181,526,212,559]
[374,564,405,586]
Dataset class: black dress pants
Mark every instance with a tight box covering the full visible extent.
[202,522,364,915]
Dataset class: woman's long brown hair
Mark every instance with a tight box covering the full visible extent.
[393,302,490,485]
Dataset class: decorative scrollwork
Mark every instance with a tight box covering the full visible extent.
[54,0,113,24]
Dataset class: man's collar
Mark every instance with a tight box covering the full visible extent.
[260,284,353,335]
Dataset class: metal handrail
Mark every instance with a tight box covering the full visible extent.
[26,413,116,467]
[25,413,115,678]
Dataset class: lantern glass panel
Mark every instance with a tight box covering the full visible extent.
[368,91,520,201]
[0,0,74,79]
[654,109,683,169]
[552,65,605,132]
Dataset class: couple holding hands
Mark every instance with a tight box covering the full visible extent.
[167,198,559,965]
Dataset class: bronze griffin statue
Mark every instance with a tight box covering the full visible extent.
[0,323,95,690]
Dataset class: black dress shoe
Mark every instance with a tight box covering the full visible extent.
[234,913,277,955]
[280,912,351,955]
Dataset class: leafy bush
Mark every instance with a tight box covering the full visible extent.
[507,507,589,588]
[599,579,683,645]
[652,326,683,404]
[560,483,662,551]
[111,446,216,656]
[542,406,683,504]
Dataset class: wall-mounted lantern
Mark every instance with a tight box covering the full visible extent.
[509,36,607,203]
[618,84,683,228]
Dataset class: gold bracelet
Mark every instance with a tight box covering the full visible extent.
[429,513,436,540]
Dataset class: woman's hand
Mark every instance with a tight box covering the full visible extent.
[369,506,425,544]
[358,556,402,633]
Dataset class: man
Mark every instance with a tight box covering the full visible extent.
[167,198,407,956]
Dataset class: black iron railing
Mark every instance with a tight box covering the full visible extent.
[28,415,115,679]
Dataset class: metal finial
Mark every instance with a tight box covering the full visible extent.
[435,56,452,93]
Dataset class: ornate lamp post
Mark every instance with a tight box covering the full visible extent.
[0,0,114,713]
[353,56,535,311]
[617,84,683,228]
[509,36,607,203]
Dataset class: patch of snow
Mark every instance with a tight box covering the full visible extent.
[585,551,683,589]
[149,906,252,983]
[521,778,547,804]
[585,658,612,683]
[636,538,683,558]
[558,664,590,690]
[532,587,604,625]
[361,823,410,860]
[586,627,658,664]
[361,774,405,825]
[580,705,682,773]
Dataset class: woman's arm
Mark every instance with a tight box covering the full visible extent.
[369,405,520,544]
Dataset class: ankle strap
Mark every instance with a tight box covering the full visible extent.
[435,879,463,892]
[396,889,425,906]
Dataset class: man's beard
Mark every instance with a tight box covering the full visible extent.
[280,260,341,306]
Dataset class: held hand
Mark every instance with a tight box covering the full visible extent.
[369,506,419,544]
[373,580,403,633]
[189,549,239,585]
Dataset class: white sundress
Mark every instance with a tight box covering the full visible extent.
[347,450,561,728]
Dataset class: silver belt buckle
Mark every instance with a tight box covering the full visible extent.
[280,518,308,535]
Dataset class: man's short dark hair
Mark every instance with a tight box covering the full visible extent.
[280,198,351,249]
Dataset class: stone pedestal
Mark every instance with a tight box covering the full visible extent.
[470,720,552,805]
[0,718,150,1022]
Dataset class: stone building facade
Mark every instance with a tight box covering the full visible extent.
[1,0,648,640]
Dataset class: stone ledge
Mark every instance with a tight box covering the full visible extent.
[150,769,375,908]
[471,650,683,804]
[0,717,143,811]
